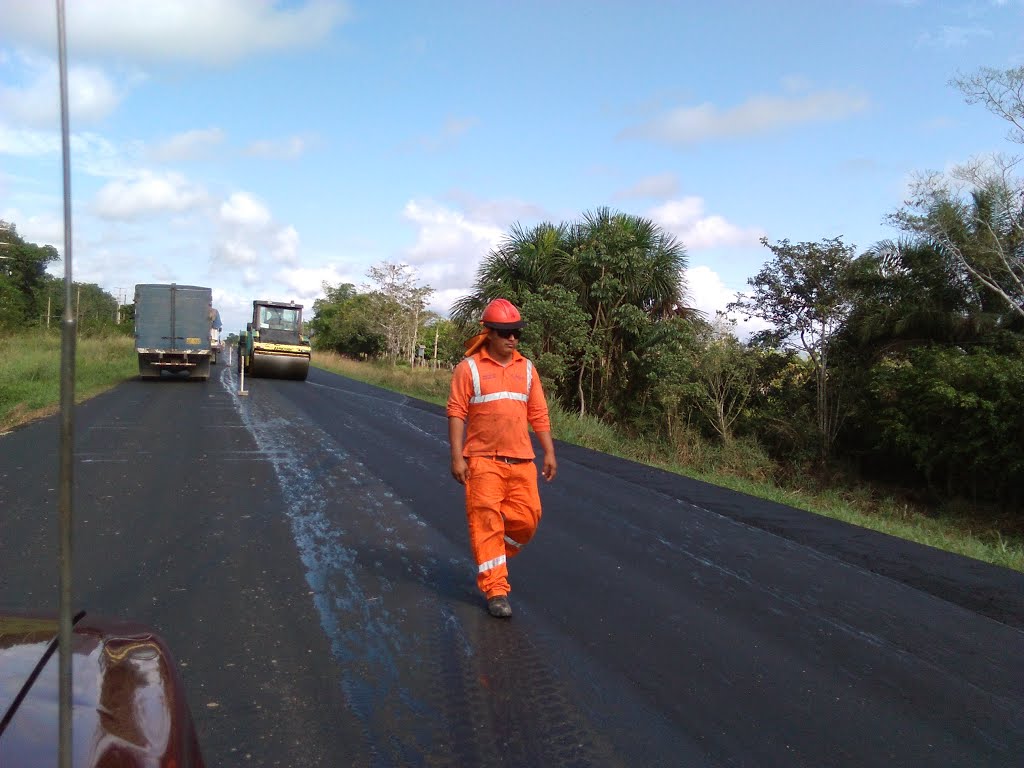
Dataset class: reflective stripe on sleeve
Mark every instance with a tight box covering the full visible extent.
[478,554,507,573]
[526,359,533,395]
[503,535,523,549]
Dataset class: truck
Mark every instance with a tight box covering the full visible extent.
[237,299,311,380]
[134,283,214,381]
[209,306,223,364]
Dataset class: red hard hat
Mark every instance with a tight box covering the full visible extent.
[481,298,525,330]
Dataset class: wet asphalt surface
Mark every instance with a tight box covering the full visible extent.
[1,363,1022,767]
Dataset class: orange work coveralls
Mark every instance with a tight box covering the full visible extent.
[447,346,551,598]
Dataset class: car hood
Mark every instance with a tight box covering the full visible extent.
[0,613,204,767]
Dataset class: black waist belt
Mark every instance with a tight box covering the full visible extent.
[493,456,531,464]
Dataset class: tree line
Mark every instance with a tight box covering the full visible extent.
[0,221,132,336]
[312,67,1023,515]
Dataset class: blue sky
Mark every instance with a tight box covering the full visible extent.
[1,0,1021,334]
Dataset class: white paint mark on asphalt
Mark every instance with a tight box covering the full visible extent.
[218,364,436,727]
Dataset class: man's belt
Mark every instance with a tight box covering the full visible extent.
[493,455,531,464]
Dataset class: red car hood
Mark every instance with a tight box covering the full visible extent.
[0,613,204,767]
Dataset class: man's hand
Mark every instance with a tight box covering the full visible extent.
[536,431,557,482]
[451,455,470,485]
[542,451,557,482]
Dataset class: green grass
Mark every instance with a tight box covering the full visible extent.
[0,331,137,432]
[313,352,1024,573]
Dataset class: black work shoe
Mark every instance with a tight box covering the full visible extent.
[487,595,512,618]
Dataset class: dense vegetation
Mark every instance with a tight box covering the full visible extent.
[0,221,133,336]
[311,67,1024,532]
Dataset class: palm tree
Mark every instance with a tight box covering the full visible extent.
[450,221,565,327]
[918,178,1024,319]
[559,208,689,417]
[453,208,691,417]
[847,237,994,354]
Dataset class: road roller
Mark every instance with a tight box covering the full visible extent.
[237,299,311,380]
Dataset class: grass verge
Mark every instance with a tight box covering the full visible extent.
[313,351,1024,573]
[0,331,137,432]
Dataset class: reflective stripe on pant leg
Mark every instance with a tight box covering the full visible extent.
[501,459,542,559]
[465,457,511,596]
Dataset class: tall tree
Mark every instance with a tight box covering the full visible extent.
[728,237,856,460]
[0,220,61,328]
[691,330,759,445]
[365,262,434,365]
[952,65,1024,145]
[450,221,564,326]
[890,67,1024,319]
[895,172,1024,319]
[843,237,991,354]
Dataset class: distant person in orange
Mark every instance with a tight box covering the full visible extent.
[447,298,557,618]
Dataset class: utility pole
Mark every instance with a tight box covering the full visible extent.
[433,326,439,370]
[112,286,125,323]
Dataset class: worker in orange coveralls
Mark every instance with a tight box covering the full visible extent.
[447,298,557,618]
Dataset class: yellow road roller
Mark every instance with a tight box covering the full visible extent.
[237,300,311,380]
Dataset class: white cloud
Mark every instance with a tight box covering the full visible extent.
[411,116,479,151]
[219,192,271,228]
[150,128,225,162]
[0,123,134,185]
[780,74,813,93]
[0,127,136,178]
[430,287,469,317]
[1,0,352,66]
[0,207,62,247]
[402,199,505,290]
[916,25,993,48]
[211,192,303,284]
[0,125,57,156]
[244,135,309,158]
[685,265,772,338]
[93,171,208,219]
[648,197,764,250]
[614,173,680,201]
[216,239,258,266]
[273,225,300,264]
[0,53,122,127]
[72,132,137,178]
[442,191,548,229]
[621,88,869,146]
[240,267,261,287]
[274,265,350,308]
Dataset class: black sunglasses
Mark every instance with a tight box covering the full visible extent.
[494,328,522,339]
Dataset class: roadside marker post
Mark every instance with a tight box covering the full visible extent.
[238,353,249,397]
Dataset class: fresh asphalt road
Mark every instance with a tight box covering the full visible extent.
[1,363,1022,767]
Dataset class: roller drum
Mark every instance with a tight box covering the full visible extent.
[249,351,309,380]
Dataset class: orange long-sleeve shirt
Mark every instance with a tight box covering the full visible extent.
[447,347,551,459]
